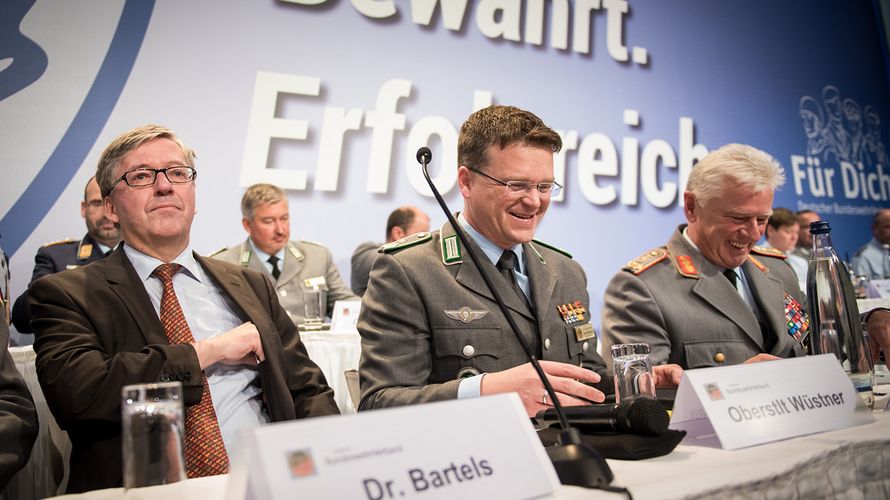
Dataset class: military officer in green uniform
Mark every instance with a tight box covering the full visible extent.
[212,183,357,326]
[11,177,120,333]
[602,144,812,370]
[358,105,682,416]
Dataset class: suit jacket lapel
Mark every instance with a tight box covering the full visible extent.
[667,229,764,347]
[104,248,167,346]
[743,259,789,353]
[196,254,270,329]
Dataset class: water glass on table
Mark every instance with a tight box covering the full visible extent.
[611,343,657,403]
[122,381,187,489]
[304,286,326,326]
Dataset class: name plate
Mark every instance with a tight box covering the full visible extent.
[329,299,361,334]
[227,393,559,500]
[669,355,874,450]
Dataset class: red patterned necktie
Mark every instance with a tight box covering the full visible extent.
[152,263,229,477]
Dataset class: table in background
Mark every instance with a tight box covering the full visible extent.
[299,329,361,414]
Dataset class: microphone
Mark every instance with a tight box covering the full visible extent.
[537,398,670,436]
[416,147,613,488]
[416,146,432,165]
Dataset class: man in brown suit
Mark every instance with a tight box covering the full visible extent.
[28,125,338,493]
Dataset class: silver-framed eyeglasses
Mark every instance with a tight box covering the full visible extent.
[111,166,197,190]
[467,167,562,196]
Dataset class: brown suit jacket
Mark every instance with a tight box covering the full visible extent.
[29,248,338,493]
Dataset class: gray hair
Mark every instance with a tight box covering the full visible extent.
[96,125,196,197]
[241,183,286,219]
[686,143,785,207]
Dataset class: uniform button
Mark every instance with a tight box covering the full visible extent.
[582,341,589,352]
[544,338,551,350]
[714,352,726,363]
[462,345,476,358]
[280,290,288,297]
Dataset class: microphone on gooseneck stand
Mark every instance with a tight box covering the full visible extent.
[415,147,614,489]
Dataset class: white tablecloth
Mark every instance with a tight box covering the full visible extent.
[300,330,361,414]
[50,411,890,499]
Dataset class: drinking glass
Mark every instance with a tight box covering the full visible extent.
[304,286,326,325]
[611,343,657,403]
[122,381,187,488]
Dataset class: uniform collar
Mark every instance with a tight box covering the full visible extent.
[456,213,525,274]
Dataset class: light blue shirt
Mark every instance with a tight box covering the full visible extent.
[123,244,267,457]
[455,214,530,399]
[248,239,286,277]
[852,238,890,279]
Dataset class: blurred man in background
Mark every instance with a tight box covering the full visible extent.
[11,177,120,334]
[212,183,358,325]
[852,208,890,279]
[350,205,430,297]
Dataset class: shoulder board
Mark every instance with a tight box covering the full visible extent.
[381,231,432,254]
[750,246,787,260]
[531,239,572,259]
[300,240,323,247]
[623,248,668,275]
[207,247,228,257]
[42,238,77,248]
[747,254,768,273]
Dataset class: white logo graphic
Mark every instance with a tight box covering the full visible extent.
[799,85,888,169]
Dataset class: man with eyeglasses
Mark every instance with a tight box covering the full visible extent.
[11,176,120,334]
[358,105,682,416]
[27,125,338,492]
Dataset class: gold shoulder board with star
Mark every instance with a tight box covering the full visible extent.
[623,248,668,275]
[750,246,787,260]
[531,239,572,258]
[381,231,432,254]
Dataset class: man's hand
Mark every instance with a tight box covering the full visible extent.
[744,353,782,364]
[192,322,265,369]
[653,364,683,387]
[480,361,604,417]
[866,309,890,361]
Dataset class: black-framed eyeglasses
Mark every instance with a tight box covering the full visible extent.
[467,167,562,196]
[110,166,197,191]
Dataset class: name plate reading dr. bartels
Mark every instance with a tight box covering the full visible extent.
[226,393,559,500]
[669,355,874,450]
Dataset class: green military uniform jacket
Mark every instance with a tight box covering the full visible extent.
[358,220,607,410]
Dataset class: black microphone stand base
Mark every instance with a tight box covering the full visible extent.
[546,428,614,488]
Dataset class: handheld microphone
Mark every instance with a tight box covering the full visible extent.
[537,398,670,436]
[416,147,613,488]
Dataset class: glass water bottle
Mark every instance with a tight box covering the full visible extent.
[806,220,874,409]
